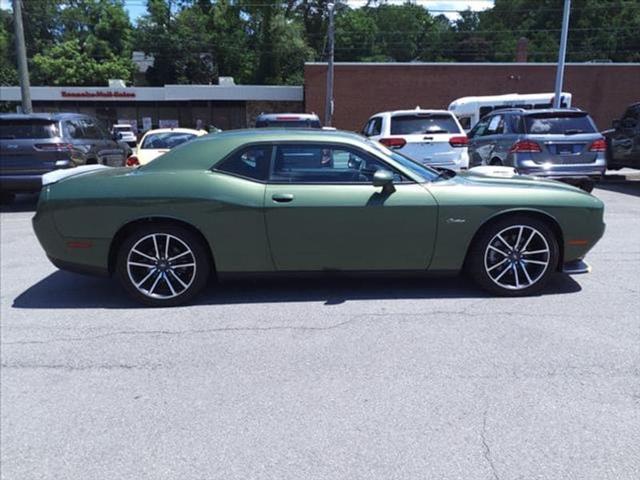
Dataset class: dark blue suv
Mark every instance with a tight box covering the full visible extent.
[0,113,127,202]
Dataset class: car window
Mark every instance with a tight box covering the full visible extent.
[64,120,85,139]
[390,114,461,135]
[486,115,504,135]
[369,117,382,136]
[470,117,490,137]
[457,116,472,130]
[216,145,272,181]
[271,144,405,184]
[142,132,197,149]
[524,113,596,134]
[0,119,59,139]
[80,119,101,139]
[509,115,524,134]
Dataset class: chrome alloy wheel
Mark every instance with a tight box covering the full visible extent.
[126,233,196,299]
[483,225,551,290]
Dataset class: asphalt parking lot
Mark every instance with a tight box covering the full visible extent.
[1,173,639,480]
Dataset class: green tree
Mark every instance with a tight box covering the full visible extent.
[0,9,17,86]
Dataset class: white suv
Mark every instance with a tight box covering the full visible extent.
[361,109,469,170]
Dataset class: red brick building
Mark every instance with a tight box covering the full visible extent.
[304,62,640,131]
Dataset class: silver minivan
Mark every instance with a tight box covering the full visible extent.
[467,108,606,190]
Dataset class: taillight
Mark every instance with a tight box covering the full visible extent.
[34,143,73,152]
[126,155,139,167]
[379,137,406,149]
[589,138,606,152]
[449,136,468,147]
[509,140,542,153]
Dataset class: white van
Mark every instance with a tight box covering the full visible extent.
[448,92,572,131]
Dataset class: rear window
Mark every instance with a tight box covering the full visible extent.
[141,132,197,149]
[0,119,59,139]
[114,125,133,132]
[390,114,461,135]
[524,113,596,135]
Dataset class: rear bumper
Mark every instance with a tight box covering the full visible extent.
[0,174,43,192]
[513,155,606,180]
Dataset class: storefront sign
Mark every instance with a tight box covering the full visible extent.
[61,90,136,98]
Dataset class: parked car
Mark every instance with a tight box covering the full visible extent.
[602,102,640,170]
[0,113,127,202]
[34,129,604,306]
[466,108,606,192]
[126,128,208,166]
[111,123,137,148]
[361,109,469,171]
[255,113,322,128]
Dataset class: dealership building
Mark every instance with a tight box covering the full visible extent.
[0,84,304,131]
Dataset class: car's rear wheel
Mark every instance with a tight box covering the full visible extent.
[468,216,559,296]
[116,224,210,306]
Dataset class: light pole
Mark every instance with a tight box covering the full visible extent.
[553,0,571,108]
[12,0,32,114]
[324,2,335,127]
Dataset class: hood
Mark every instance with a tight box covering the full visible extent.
[455,169,588,194]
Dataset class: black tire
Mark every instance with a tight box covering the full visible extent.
[116,223,211,307]
[467,216,560,296]
[489,157,503,166]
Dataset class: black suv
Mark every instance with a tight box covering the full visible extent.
[0,113,127,202]
[603,102,640,170]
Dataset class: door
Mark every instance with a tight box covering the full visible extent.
[264,143,438,271]
[467,116,492,166]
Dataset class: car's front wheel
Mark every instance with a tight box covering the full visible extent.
[467,217,559,296]
[116,224,211,306]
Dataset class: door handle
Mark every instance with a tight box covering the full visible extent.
[272,193,294,203]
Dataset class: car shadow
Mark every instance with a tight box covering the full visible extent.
[596,179,640,197]
[12,270,582,309]
[0,193,39,213]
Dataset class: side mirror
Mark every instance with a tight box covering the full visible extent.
[372,169,394,189]
[612,119,621,129]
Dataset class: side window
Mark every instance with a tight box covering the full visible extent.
[486,115,504,135]
[362,120,373,136]
[370,117,382,136]
[470,117,490,137]
[509,115,524,134]
[80,119,101,139]
[64,120,84,139]
[271,144,404,184]
[457,116,472,131]
[216,145,272,181]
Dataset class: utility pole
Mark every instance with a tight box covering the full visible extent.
[553,0,571,109]
[12,0,32,114]
[324,2,335,127]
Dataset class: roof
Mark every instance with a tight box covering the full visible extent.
[0,112,89,121]
[143,128,367,172]
[377,109,451,117]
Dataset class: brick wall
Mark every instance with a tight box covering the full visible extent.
[304,63,640,131]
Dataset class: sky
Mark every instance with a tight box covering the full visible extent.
[0,1,495,23]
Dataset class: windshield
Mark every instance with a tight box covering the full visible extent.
[524,113,596,135]
[391,114,461,135]
[141,132,197,149]
[367,140,440,182]
[0,119,59,139]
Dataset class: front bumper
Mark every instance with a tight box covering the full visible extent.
[562,259,591,274]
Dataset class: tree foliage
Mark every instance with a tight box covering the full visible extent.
[0,0,638,87]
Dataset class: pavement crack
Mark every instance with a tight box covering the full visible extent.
[481,406,501,480]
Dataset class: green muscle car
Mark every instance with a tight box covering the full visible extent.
[33,129,605,306]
